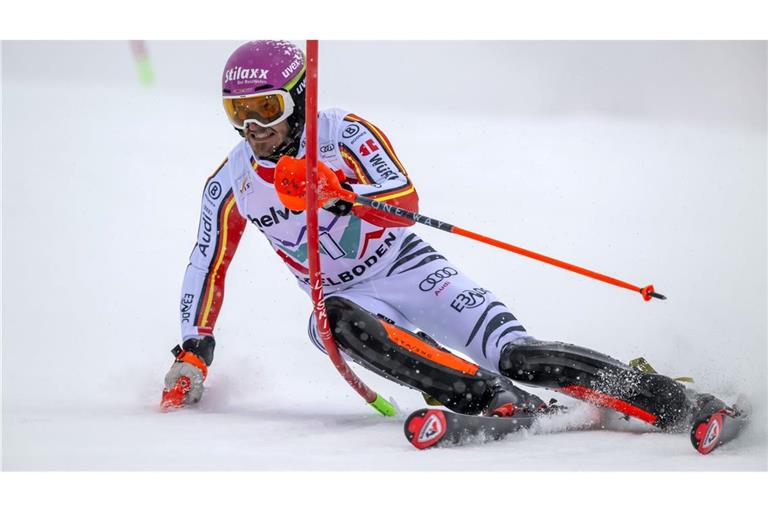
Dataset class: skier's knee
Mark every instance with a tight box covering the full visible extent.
[307,314,328,354]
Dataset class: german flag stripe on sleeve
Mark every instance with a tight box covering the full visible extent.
[342,113,417,203]
[364,184,416,202]
[193,190,246,327]
[339,143,373,184]
[344,113,410,177]
[360,175,414,200]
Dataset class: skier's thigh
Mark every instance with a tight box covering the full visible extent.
[367,258,528,369]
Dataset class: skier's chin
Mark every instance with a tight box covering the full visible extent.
[246,122,289,158]
[248,133,283,158]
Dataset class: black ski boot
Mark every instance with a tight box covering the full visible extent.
[499,339,690,430]
[483,377,546,416]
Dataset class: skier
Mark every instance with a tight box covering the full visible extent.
[162,40,739,447]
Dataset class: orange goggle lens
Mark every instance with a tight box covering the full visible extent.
[223,93,290,128]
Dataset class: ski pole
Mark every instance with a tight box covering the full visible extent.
[304,41,395,416]
[345,194,666,302]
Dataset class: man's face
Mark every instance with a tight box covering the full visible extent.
[245,120,290,158]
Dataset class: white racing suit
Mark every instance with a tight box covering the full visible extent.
[179,108,697,426]
[181,108,529,373]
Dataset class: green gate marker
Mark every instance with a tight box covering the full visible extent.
[130,40,155,87]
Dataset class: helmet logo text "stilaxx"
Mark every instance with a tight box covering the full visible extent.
[225,67,269,82]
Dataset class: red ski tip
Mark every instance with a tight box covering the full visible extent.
[160,375,191,411]
[692,411,724,455]
[405,409,447,450]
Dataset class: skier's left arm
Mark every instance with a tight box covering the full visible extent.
[336,113,419,227]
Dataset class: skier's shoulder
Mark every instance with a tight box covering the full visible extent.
[317,108,362,167]
[197,140,249,206]
[316,107,346,142]
[319,107,378,123]
[318,107,381,142]
[201,141,241,182]
[319,107,350,125]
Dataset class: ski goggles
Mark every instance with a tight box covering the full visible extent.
[222,90,296,129]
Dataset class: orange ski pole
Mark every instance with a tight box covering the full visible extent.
[333,193,665,302]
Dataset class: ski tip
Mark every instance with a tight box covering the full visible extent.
[404,409,447,450]
[691,411,724,455]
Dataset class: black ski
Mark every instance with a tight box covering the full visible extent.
[405,408,551,450]
[689,397,749,455]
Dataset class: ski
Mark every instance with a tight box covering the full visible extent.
[406,399,750,453]
[404,408,538,449]
[689,401,749,455]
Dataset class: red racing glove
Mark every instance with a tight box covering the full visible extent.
[274,156,356,211]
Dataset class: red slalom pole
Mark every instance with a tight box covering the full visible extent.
[304,41,395,416]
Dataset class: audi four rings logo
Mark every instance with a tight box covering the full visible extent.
[419,267,457,291]
[342,125,360,138]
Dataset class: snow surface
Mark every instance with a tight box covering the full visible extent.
[2,41,766,471]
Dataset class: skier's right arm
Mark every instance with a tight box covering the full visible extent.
[180,168,246,344]
[162,161,247,409]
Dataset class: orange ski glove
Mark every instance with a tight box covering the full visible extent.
[274,156,356,211]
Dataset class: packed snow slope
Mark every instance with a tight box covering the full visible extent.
[2,41,766,470]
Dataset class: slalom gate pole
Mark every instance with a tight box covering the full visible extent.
[304,41,395,416]
[129,40,155,87]
[346,195,666,302]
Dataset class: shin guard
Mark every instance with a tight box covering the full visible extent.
[326,297,499,415]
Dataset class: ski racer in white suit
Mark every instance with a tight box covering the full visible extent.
[163,41,700,433]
